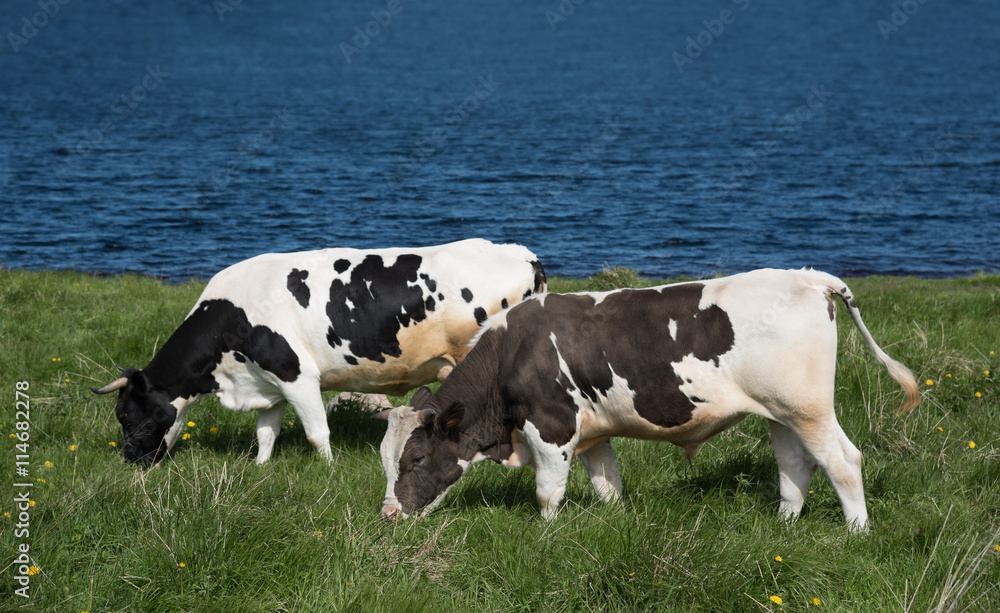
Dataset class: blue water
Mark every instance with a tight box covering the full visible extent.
[1,0,998,281]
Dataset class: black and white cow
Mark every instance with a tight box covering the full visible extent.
[91,239,546,467]
[374,268,919,532]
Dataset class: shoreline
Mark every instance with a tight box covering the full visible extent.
[3,264,999,285]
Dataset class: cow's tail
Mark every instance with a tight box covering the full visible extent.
[821,274,920,413]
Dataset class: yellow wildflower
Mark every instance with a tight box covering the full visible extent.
[808,490,814,494]
[945,373,951,378]
[969,441,976,449]
[811,598,822,606]
[65,379,70,383]
[44,461,53,467]
[994,544,1000,552]
[4,512,10,518]
[774,555,783,562]
[986,371,991,377]
[36,478,45,483]
[178,562,185,568]
[313,531,323,537]
[187,421,195,427]
[109,441,117,447]
[770,595,783,605]
[925,379,934,386]
[27,566,39,576]
[210,427,218,434]
[70,444,78,451]
[937,427,943,432]
[8,433,15,438]
[182,433,191,440]
[975,392,982,398]
[29,500,35,507]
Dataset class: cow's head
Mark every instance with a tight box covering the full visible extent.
[92,367,177,468]
[372,386,467,519]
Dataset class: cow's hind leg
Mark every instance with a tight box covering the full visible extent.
[255,401,286,464]
[768,420,817,521]
[787,415,868,533]
[577,438,622,504]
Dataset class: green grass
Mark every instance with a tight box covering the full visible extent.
[1,268,998,612]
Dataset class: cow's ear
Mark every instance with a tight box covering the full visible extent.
[129,371,152,397]
[371,409,392,422]
[410,386,433,409]
[435,401,464,434]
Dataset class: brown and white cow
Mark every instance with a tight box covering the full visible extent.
[92,239,546,467]
[374,268,919,532]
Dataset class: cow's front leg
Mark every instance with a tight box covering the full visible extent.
[284,384,332,462]
[523,422,577,520]
[255,401,286,464]
[162,399,195,456]
[577,438,622,504]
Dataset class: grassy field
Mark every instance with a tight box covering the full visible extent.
[1,267,998,612]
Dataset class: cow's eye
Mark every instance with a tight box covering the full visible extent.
[413,456,425,465]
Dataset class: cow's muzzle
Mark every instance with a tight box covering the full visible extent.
[380,503,407,521]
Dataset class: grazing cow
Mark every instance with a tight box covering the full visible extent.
[91,239,546,467]
[374,268,919,532]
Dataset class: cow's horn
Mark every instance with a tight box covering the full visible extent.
[117,366,128,374]
[91,376,128,395]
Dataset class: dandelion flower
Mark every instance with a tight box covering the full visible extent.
[4,512,10,518]
[770,595,783,605]
[287,421,294,426]
[70,444,78,451]
[774,555,783,562]
[937,426,943,432]
[945,373,951,378]
[969,441,976,449]
[44,461,53,467]
[808,490,814,494]
[313,531,323,537]
[9,433,15,438]
[64,379,70,383]
[986,370,991,377]
[178,562,185,568]
[109,441,116,447]
[629,571,635,577]
[975,392,982,398]
[36,478,45,483]
[925,379,934,386]
[811,598,822,606]
[210,427,218,434]
[991,351,996,356]
[994,544,1000,552]
[187,421,195,427]
[29,500,35,507]
[27,566,39,576]
[182,433,191,440]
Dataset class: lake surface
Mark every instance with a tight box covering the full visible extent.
[1,0,998,281]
